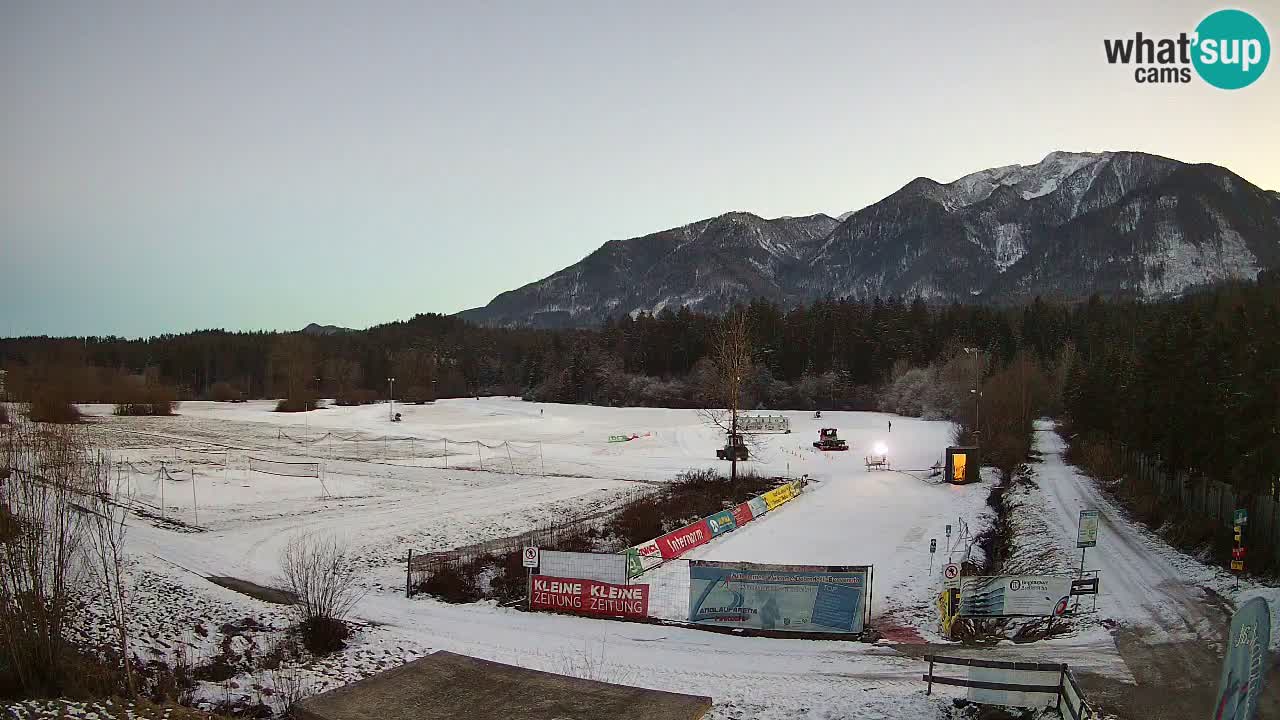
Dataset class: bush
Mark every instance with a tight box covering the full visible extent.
[208,381,245,402]
[334,389,379,406]
[275,396,321,413]
[27,388,80,424]
[277,534,364,655]
[402,385,431,404]
[417,556,486,603]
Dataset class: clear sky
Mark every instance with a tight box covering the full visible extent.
[2,1,1276,337]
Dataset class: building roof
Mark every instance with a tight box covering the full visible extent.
[294,651,713,720]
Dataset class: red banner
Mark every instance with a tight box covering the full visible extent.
[656,518,712,559]
[530,576,649,619]
[731,502,755,528]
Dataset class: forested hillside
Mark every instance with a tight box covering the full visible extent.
[2,273,1277,495]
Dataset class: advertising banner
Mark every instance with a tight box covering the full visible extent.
[958,575,1072,618]
[688,561,869,634]
[738,414,791,433]
[656,518,712,559]
[530,575,649,619]
[626,539,662,578]
[762,484,795,510]
[731,502,755,528]
[748,495,768,518]
[1213,597,1271,720]
[539,550,627,585]
[706,509,737,536]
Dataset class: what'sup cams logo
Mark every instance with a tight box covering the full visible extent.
[1104,9,1270,88]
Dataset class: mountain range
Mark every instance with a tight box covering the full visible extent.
[461,151,1280,328]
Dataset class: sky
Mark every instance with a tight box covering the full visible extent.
[2,0,1276,338]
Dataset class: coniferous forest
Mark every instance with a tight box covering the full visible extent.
[2,272,1277,497]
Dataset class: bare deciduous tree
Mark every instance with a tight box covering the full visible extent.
[0,420,93,694]
[87,455,135,696]
[697,309,760,483]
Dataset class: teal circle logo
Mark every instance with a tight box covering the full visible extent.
[1192,9,1270,89]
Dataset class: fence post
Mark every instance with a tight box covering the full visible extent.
[1274,499,1280,568]
[926,654,934,695]
[1057,664,1067,711]
[406,549,413,598]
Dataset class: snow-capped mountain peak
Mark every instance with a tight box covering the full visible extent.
[461,151,1279,327]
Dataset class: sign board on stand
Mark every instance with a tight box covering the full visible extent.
[943,563,961,589]
[958,575,1072,618]
[1076,510,1100,548]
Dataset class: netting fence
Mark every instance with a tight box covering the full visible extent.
[273,429,545,474]
[246,456,321,478]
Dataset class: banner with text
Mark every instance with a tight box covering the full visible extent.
[761,484,795,510]
[626,539,663,579]
[958,575,1072,618]
[530,575,650,619]
[689,561,869,634]
[707,509,737,536]
[656,518,712,559]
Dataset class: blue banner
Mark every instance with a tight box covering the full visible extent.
[1214,597,1271,720]
[706,509,736,536]
[688,561,869,634]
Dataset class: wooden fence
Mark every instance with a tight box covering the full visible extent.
[1118,445,1280,569]
[923,655,1096,718]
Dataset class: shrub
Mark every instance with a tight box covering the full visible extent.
[275,396,322,413]
[334,388,379,406]
[417,557,486,603]
[208,381,245,402]
[277,534,364,655]
[27,387,80,424]
[402,385,431,404]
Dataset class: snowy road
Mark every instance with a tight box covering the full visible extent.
[1027,421,1280,719]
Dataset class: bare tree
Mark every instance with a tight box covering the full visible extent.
[0,419,93,694]
[278,533,365,653]
[697,309,760,483]
[87,455,135,696]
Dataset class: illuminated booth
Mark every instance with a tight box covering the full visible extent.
[945,446,978,484]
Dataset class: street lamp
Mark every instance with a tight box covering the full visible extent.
[387,377,396,421]
[963,348,981,439]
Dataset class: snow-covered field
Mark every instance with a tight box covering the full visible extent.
[50,398,1011,718]
[30,399,1274,719]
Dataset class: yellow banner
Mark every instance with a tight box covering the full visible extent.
[762,484,795,510]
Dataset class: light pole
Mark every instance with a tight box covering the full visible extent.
[963,348,981,441]
[387,377,396,421]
